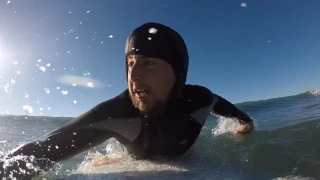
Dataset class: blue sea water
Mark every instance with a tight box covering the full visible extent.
[0,90,320,180]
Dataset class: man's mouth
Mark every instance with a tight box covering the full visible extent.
[134,89,149,99]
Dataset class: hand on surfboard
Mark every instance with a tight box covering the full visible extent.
[236,121,254,135]
[92,159,121,166]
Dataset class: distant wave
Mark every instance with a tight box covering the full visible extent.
[0,115,73,121]
[236,90,320,106]
[297,90,320,97]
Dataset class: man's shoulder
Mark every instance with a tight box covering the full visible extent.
[183,84,223,100]
[92,89,138,118]
[180,84,214,112]
[183,84,213,97]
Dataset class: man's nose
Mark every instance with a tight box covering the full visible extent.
[128,64,143,82]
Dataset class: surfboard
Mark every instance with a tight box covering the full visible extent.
[67,157,190,180]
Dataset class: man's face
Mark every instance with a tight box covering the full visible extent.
[127,54,176,116]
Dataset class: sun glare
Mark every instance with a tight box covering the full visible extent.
[0,48,7,69]
[0,49,3,61]
[0,46,9,63]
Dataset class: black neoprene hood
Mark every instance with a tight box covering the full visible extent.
[125,22,189,97]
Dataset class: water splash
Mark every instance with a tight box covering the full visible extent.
[61,90,68,95]
[148,28,158,34]
[22,105,33,114]
[211,115,241,135]
[1,155,61,179]
[241,3,248,7]
[39,66,46,72]
[44,88,50,94]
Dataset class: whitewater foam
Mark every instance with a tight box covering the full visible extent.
[211,115,241,135]
[273,175,315,180]
[307,90,320,96]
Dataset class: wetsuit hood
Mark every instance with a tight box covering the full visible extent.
[125,22,189,98]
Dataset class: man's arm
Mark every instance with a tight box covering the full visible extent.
[212,93,253,125]
[0,108,113,179]
[0,90,139,179]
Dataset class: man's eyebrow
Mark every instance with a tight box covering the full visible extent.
[126,55,152,61]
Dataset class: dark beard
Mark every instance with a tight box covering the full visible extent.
[129,93,166,118]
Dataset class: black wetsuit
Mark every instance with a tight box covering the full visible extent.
[0,84,252,179]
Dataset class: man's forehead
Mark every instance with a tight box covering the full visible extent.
[127,54,147,59]
[127,54,158,60]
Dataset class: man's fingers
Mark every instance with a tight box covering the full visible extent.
[236,122,254,134]
[92,159,121,166]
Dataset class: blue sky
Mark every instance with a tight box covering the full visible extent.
[0,0,319,117]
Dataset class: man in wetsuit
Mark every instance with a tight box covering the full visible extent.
[0,22,254,179]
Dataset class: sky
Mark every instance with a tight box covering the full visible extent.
[0,0,319,117]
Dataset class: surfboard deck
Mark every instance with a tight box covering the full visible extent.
[66,158,190,180]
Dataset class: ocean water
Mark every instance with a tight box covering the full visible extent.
[0,90,320,180]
